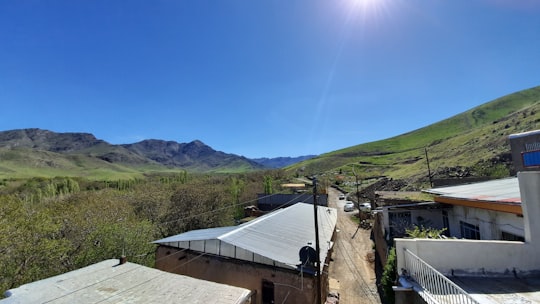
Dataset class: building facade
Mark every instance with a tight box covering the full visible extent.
[154,203,337,304]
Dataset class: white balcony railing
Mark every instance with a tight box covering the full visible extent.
[402,248,480,304]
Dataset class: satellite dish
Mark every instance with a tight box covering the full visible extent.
[299,245,317,266]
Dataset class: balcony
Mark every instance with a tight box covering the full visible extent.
[395,238,540,304]
[399,248,479,304]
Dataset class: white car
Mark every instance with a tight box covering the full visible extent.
[359,202,371,212]
[343,201,355,212]
[338,194,345,200]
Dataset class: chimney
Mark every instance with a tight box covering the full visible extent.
[119,255,127,265]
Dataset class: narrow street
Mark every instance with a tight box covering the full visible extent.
[327,187,382,304]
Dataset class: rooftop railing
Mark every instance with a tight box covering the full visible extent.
[402,248,480,304]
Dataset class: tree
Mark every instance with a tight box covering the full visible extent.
[229,177,245,219]
[159,179,235,236]
[263,175,273,194]
[54,189,158,270]
[0,195,70,292]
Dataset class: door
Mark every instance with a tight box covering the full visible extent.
[262,280,274,304]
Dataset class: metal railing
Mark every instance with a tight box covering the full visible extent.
[402,248,480,304]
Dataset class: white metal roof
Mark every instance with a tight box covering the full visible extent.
[156,226,237,243]
[424,177,520,203]
[1,259,252,304]
[154,203,337,271]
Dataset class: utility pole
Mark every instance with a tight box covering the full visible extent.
[425,147,433,187]
[313,178,322,304]
[352,165,362,219]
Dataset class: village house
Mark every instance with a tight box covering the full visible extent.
[153,202,337,304]
[256,193,328,211]
[1,259,253,304]
[387,130,540,303]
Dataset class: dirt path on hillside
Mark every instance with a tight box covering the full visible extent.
[327,187,382,304]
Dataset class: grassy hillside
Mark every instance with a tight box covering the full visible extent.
[2,86,539,181]
[0,147,262,179]
[288,85,540,188]
[0,148,177,180]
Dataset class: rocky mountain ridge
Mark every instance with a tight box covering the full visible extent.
[0,128,267,172]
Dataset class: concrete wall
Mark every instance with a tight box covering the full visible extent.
[373,212,389,266]
[395,238,532,276]
[395,172,540,277]
[155,246,322,304]
[448,205,524,240]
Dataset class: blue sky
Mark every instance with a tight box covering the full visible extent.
[1,0,540,158]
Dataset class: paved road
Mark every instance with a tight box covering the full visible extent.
[327,187,382,304]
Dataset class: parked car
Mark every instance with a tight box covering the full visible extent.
[338,194,345,200]
[343,201,355,212]
[359,202,371,212]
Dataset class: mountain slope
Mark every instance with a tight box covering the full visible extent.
[122,139,265,172]
[251,155,317,168]
[0,129,265,178]
[287,85,540,187]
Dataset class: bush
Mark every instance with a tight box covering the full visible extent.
[381,247,396,304]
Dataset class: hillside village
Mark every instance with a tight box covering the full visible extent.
[2,0,540,302]
[2,87,540,303]
[4,129,540,304]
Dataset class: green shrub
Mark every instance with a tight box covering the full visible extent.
[381,247,397,304]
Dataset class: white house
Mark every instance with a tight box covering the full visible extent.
[392,130,540,304]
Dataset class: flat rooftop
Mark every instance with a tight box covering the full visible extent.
[452,276,540,304]
[1,259,252,304]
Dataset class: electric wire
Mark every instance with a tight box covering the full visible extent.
[42,185,326,303]
[156,191,288,227]
[38,193,293,302]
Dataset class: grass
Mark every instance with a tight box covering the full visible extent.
[2,86,539,181]
[287,85,540,187]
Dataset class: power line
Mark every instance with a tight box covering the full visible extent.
[157,191,287,227]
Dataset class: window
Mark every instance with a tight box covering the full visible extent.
[389,211,411,237]
[460,221,480,240]
[501,231,525,242]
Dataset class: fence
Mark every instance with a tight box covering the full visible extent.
[402,248,480,304]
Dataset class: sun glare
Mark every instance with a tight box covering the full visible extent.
[340,0,394,29]
[349,0,380,10]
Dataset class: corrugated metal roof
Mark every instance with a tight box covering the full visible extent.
[256,193,329,211]
[154,203,337,270]
[1,259,252,304]
[155,226,237,243]
[424,177,520,203]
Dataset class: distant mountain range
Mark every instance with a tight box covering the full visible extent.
[0,128,313,178]
[3,86,540,181]
[251,156,317,168]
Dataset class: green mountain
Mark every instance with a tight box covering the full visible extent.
[0,129,264,179]
[2,86,539,182]
[287,85,540,189]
